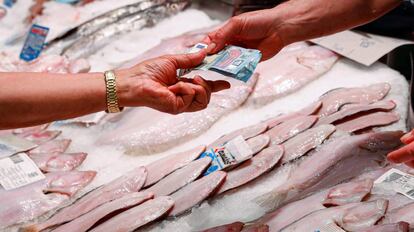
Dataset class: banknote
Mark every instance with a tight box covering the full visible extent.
[0,134,37,159]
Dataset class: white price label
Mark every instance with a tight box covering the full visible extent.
[374,168,414,200]
[0,153,45,190]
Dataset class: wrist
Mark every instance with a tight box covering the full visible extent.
[114,69,145,108]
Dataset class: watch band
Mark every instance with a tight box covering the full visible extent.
[104,71,123,113]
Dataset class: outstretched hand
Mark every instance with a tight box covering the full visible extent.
[116,51,230,114]
[388,129,414,168]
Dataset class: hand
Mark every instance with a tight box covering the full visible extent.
[204,9,285,60]
[388,129,414,168]
[115,51,230,114]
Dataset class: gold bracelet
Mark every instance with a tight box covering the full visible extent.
[104,71,123,113]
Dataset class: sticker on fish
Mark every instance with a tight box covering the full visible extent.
[20,24,49,62]
[0,134,37,158]
[180,44,261,82]
[374,168,414,200]
[0,153,45,190]
[200,135,253,175]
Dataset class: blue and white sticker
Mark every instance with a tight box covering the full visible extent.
[20,24,49,62]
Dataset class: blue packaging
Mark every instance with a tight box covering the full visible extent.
[3,0,15,8]
[20,24,49,62]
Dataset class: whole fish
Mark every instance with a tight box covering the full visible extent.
[90,197,174,232]
[99,72,257,155]
[255,131,402,213]
[250,45,338,105]
[26,166,147,232]
[28,152,88,172]
[62,0,190,59]
[0,171,96,229]
[279,200,388,232]
[51,192,154,232]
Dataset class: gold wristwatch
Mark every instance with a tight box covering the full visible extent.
[104,71,123,113]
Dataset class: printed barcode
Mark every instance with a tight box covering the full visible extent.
[27,172,38,178]
[384,172,403,182]
[406,189,414,197]
[10,154,23,164]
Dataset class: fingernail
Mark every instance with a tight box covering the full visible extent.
[401,131,413,143]
[207,43,216,52]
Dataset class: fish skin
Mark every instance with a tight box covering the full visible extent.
[265,115,318,145]
[255,131,403,213]
[28,139,71,154]
[18,131,62,145]
[144,146,206,187]
[281,124,336,163]
[169,171,227,216]
[145,157,211,197]
[28,166,147,232]
[51,192,154,232]
[250,45,338,106]
[264,101,322,128]
[361,222,409,232]
[280,200,388,232]
[317,82,391,117]
[335,111,400,133]
[62,1,190,59]
[380,202,414,228]
[90,196,175,232]
[246,134,270,155]
[100,72,257,155]
[0,171,95,229]
[215,146,283,195]
[28,152,88,172]
[208,122,268,149]
[260,179,373,232]
[202,222,244,232]
[316,100,396,126]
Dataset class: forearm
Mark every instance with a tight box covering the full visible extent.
[0,72,107,129]
[272,0,401,45]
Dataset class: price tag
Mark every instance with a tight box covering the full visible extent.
[374,168,414,200]
[20,24,49,62]
[0,153,45,190]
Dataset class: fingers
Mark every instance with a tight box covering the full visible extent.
[387,142,414,163]
[406,160,414,168]
[207,80,231,92]
[401,129,414,144]
[168,81,209,113]
[165,50,206,69]
[204,17,243,54]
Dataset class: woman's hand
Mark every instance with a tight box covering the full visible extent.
[388,129,414,168]
[204,9,285,61]
[116,51,230,114]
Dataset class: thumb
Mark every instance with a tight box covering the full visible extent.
[166,50,206,69]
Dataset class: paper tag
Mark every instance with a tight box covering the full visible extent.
[374,168,414,200]
[0,153,45,190]
[0,134,37,159]
[315,223,346,232]
[311,30,414,66]
[200,135,253,175]
[20,24,49,62]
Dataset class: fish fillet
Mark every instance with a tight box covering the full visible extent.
[208,123,268,148]
[317,82,391,117]
[90,196,174,232]
[336,111,400,133]
[28,152,87,172]
[250,46,338,105]
[362,222,409,232]
[202,222,244,232]
[216,146,283,195]
[12,124,50,137]
[1,171,95,229]
[380,202,414,228]
[28,139,71,154]
[280,200,388,232]
[19,131,62,145]
[246,134,270,155]
[144,146,206,187]
[51,192,153,232]
[27,166,147,231]
[281,124,336,163]
[169,171,226,216]
[265,115,318,145]
[99,72,257,155]
[145,157,211,197]
[316,100,396,125]
[264,101,322,128]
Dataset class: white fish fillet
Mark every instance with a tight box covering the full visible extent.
[28,139,71,154]
[246,134,270,155]
[264,101,322,128]
[362,222,409,232]
[250,45,338,105]
[208,123,268,148]
[90,196,175,232]
[29,152,87,172]
[336,111,400,133]
[18,130,61,145]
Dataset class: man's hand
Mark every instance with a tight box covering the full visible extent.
[204,9,284,61]
[388,129,414,168]
[116,51,230,114]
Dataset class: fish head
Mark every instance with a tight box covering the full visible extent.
[339,199,388,231]
[44,171,96,196]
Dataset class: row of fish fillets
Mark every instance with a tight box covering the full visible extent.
[15,81,404,232]
[96,28,339,155]
[0,125,95,229]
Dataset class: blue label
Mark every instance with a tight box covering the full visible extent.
[20,24,49,62]
[3,0,15,8]
[199,149,223,176]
